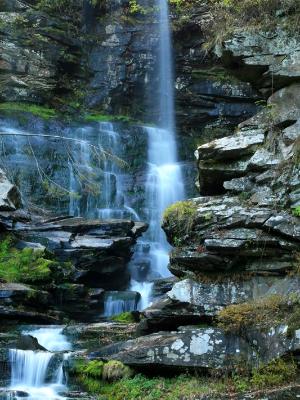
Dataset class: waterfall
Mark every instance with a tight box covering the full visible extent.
[68,122,139,220]
[157,0,175,131]
[8,327,71,400]
[129,0,185,308]
[102,291,140,317]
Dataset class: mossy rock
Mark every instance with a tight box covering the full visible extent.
[102,360,134,382]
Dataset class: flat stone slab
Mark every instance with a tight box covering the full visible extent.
[196,130,265,161]
[95,325,300,371]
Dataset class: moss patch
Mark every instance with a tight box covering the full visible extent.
[111,312,136,323]
[70,359,298,399]
[84,113,134,123]
[217,294,300,336]
[163,200,198,240]
[0,237,54,283]
[0,102,57,120]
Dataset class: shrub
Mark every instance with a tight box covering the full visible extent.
[251,358,297,389]
[217,294,300,336]
[205,0,300,48]
[0,237,54,283]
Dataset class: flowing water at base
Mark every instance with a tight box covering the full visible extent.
[8,327,71,400]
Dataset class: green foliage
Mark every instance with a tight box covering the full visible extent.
[163,200,197,239]
[74,359,104,378]
[76,373,226,399]
[291,206,300,217]
[71,360,298,398]
[251,358,297,389]
[129,0,144,14]
[217,294,300,336]
[111,312,136,323]
[84,113,133,123]
[0,237,53,283]
[0,102,57,120]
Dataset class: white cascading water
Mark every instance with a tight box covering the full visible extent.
[68,122,139,221]
[130,0,185,308]
[8,327,71,400]
[102,292,140,317]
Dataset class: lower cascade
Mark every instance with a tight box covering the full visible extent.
[129,126,185,309]
[7,328,71,400]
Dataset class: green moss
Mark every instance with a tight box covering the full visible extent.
[291,206,300,217]
[84,113,134,123]
[111,312,136,323]
[0,237,54,283]
[102,360,133,382]
[163,200,197,239]
[217,294,300,336]
[74,359,104,378]
[251,358,297,389]
[0,102,57,120]
[74,372,227,399]
[71,359,299,398]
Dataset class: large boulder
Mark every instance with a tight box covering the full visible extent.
[15,335,46,351]
[94,325,300,371]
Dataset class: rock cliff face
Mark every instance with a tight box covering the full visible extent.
[0,0,259,138]
[95,18,300,380]
[0,0,300,398]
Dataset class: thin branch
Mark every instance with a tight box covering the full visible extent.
[0,132,128,168]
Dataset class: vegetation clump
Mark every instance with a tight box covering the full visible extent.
[217,294,300,336]
[291,205,300,217]
[84,113,133,123]
[205,0,300,48]
[102,360,133,382]
[163,200,197,239]
[251,358,297,389]
[111,311,136,323]
[0,237,54,283]
[70,358,298,398]
[0,102,57,120]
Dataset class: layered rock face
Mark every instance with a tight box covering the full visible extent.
[96,26,300,375]
[0,0,259,140]
[0,168,147,322]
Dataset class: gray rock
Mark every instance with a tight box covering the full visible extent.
[94,325,300,371]
[15,334,46,351]
[167,277,300,316]
[196,129,265,161]
[94,327,258,370]
[0,168,22,211]
[219,29,300,81]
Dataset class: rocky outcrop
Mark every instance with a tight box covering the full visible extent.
[64,322,138,351]
[15,335,46,351]
[0,167,147,322]
[95,325,300,371]
[124,23,300,375]
[15,216,147,288]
